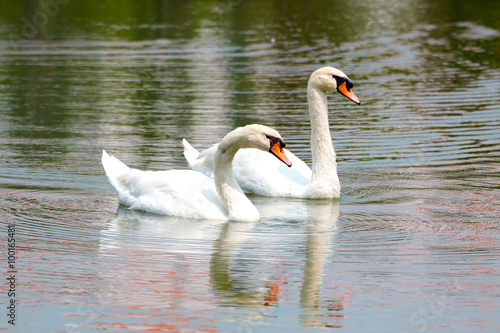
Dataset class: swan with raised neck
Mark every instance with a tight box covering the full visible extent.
[305,67,360,198]
[182,66,360,199]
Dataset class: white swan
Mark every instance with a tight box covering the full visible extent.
[102,124,291,222]
[182,67,360,198]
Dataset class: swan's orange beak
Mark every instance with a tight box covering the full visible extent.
[337,81,360,105]
[269,138,292,167]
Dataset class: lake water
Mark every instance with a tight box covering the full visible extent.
[1,0,499,332]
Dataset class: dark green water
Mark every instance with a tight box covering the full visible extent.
[1,0,499,332]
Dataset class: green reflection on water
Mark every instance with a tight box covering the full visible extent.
[0,0,499,170]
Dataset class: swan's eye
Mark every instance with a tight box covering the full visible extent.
[333,75,354,91]
[265,135,271,139]
[332,75,345,87]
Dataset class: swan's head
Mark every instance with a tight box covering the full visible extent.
[308,67,360,105]
[223,124,292,167]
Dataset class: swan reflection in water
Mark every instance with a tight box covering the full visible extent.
[98,198,347,329]
[262,197,349,328]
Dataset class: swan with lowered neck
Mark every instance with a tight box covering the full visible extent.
[182,67,360,199]
[102,124,291,221]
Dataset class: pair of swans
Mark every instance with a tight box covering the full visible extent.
[102,67,360,221]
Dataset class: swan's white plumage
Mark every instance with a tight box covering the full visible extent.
[182,142,312,197]
[102,124,291,221]
[182,67,359,199]
[230,147,312,197]
[182,139,217,179]
[182,138,203,170]
[102,150,227,220]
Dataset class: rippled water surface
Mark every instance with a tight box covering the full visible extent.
[1,0,499,332]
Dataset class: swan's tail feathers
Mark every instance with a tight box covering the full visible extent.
[101,150,131,192]
[182,139,200,168]
[102,150,130,176]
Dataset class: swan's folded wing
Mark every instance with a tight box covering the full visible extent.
[232,148,312,197]
[182,144,313,197]
[112,169,227,220]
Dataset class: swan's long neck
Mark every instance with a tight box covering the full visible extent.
[214,132,260,221]
[307,84,339,195]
